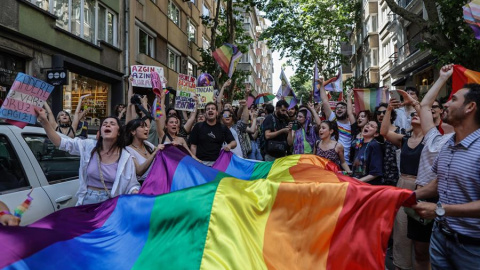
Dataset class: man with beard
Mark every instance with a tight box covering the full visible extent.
[413,64,480,270]
[262,100,291,161]
[318,78,352,165]
[189,102,236,166]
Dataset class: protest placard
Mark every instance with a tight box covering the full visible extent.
[0,73,54,128]
[196,86,214,110]
[130,65,166,88]
[174,74,197,112]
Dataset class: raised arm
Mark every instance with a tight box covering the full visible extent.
[380,99,404,148]
[307,102,321,126]
[34,107,62,147]
[184,95,198,133]
[317,78,333,119]
[43,102,57,130]
[72,94,90,133]
[346,89,356,124]
[126,76,135,123]
[246,111,257,134]
[155,92,166,140]
[217,79,232,111]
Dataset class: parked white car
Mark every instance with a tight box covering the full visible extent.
[0,123,79,225]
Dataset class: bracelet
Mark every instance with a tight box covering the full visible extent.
[0,210,12,217]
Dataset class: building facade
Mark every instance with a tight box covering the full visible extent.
[0,0,125,130]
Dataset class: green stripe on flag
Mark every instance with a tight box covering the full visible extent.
[132,175,225,269]
[250,161,274,180]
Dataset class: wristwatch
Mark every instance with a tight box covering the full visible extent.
[435,202,445,217]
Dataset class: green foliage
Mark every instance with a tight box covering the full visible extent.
[289,73,312,104]
[259,0,356,77]
[197,0,257,102]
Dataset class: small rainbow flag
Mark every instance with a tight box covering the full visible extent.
[212,43,242,78]
[463,0,480,39]
[451,64,480,99]
[0,146,414,269]
[353,88,386,114]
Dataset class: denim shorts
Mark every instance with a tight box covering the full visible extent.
[82,189,110,205]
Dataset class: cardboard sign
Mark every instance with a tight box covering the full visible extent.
[0,73,54,127]
[196,86,214,110]
[174,74,197,112]
[130,65,166,88]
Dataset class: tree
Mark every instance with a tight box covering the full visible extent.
[259,0,357,77]
[198,0,259,102]
[289,73,312,104]
[384,0,480,70]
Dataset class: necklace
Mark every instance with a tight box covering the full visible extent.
[131,143,148,155]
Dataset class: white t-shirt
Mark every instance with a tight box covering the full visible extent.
[328,113,351,164]
[126,141,155,182]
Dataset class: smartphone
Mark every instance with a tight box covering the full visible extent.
[389,89,401,101]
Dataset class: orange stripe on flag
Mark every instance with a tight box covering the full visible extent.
[451,64,480,99]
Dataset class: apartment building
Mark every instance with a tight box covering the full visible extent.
[237,8,273,95]
[0,0,124,130]
[350,0,380,88]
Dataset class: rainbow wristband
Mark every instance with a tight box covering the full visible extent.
[0,211,12,217]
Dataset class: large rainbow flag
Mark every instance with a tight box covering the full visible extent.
[212,43,242,78]
[451,64,480,99]
[0,146,414,269]
[353,88,386,114]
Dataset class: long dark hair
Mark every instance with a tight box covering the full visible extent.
[125,118,153,154]
[91,116,126,161]
[321,120,339,141]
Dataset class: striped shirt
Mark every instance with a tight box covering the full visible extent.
[416,128,453,186]
[432,128,480,238]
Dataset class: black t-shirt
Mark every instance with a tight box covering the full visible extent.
[262,114,288,142]
[189,121,235,161]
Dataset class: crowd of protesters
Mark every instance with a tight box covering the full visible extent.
[1,64,479,270]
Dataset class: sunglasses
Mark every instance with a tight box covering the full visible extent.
[410,112,418,117]
[431,105,441,109]
[376,110,386,115]
[223,114,232,118]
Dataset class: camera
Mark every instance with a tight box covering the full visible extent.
[291,120,299,131]
[130,94,142,105]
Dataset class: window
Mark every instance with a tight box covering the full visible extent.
[203,3,210,18]
[23,135,80,183]
[138,29,155,57]
[98,5,117,46]
[187,20,197,44]
[0,136,28,193]
[33,0,117,45]
[202,36,210,50]
[187,60,198,77]
[168,1,180,26]
[168,47,181,72]
[372,48,378,66]
[371,14,378,32]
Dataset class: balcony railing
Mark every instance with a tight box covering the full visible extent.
[388,31,423,66]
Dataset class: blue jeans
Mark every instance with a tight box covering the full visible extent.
[430,222,480,270]
[82,189,110,205]
[248,141,263,161]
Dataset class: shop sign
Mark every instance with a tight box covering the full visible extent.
[46,69,68,86]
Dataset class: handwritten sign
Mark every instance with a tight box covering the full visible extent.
[174,74,197,112]
[0,73,54,127]
[130,65,166,88]
[196,86,214,110]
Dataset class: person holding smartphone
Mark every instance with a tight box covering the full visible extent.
[287,102,321,154]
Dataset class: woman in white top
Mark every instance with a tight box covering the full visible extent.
[125,118,159,183]
[34,107,140,205]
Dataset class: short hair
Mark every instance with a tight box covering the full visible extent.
[405,86,419,97]
[375,103,396,123]
[463,83,480,125]
[265,104,274,114]
[205,102,218,110]
[276,100,289,109]
[336,102,347,108]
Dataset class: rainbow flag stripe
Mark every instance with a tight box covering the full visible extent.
[451,64,480,99]
[353,88,385,114]
[212,43,242,78]
[0,146,413,270]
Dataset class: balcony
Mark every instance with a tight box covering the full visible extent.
[389,31,423,66]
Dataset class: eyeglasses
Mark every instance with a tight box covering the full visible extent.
[376,110,386,115]
[431,105,441,109]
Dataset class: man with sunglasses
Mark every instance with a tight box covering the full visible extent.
[189,102,236,166]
